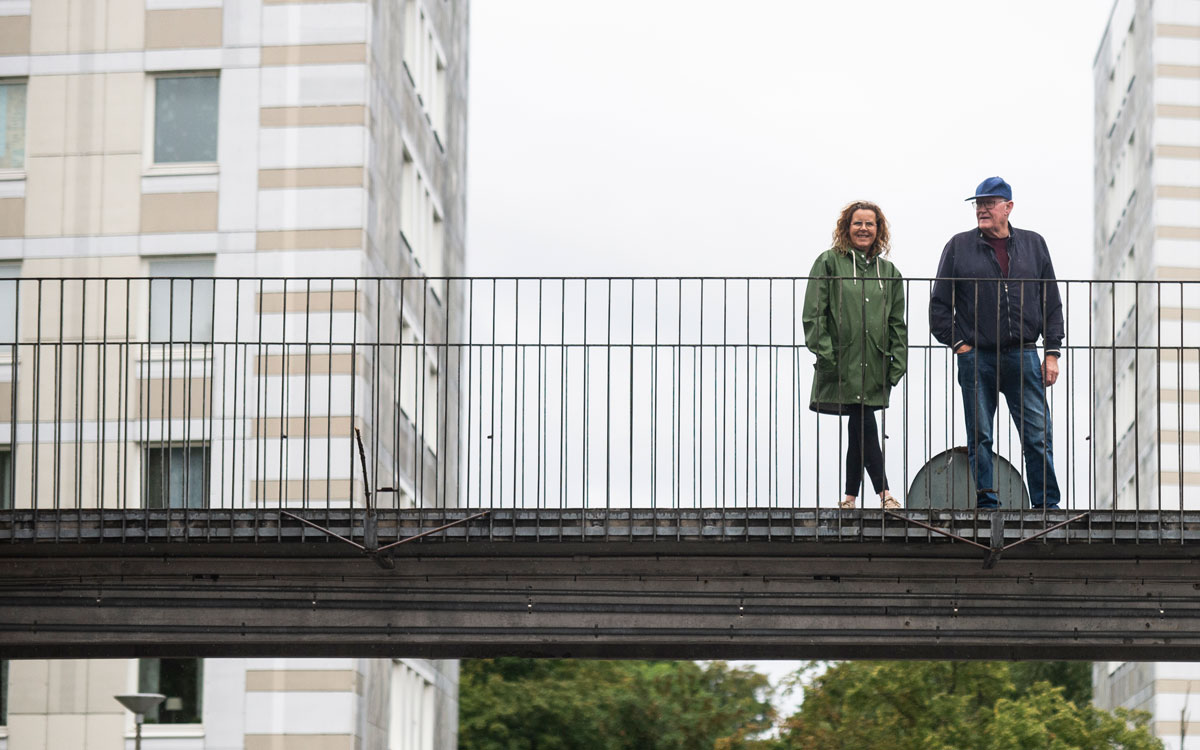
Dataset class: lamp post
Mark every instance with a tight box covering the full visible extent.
[114,693,165,750]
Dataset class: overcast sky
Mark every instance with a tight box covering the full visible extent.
[467,1,1116,284]
[465,0,1120,709]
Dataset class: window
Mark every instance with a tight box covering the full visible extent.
[403,1,447,141]
[0,264,18,344]
[153,73,219,164]
[0,80,25,170]
[400,152,445,282]
[389,660,436,750]
[148,257,215,343]
[0,449,10,510]
[138,658,202,724]
[144,445,209,509]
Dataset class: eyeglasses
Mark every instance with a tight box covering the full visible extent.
[972,198,1009,210]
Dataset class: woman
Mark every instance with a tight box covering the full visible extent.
[803,200,907,509]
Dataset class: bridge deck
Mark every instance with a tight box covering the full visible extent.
[4,509,1200,662]
[1,508,1197,552]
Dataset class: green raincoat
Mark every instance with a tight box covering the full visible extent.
[803,248,907,414]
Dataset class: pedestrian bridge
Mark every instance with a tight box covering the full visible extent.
[0,276,1196,660]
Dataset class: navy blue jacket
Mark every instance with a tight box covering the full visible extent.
[929,226,1064,355]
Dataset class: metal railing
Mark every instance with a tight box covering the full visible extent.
[0,276,1194,525]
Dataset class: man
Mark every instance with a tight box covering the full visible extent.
[929,177,1063,509]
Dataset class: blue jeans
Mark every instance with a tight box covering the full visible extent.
[956,347,1061,509]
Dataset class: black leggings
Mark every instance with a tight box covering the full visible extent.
[845,405,888,496]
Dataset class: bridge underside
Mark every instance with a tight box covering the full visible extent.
[4,508,1200,661]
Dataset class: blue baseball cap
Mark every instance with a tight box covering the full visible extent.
[965,176,1012,202]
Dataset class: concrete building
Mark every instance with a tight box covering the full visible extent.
[1091,1,1200,747]
[0,0,468,747]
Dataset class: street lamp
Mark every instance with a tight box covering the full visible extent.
[114,693,165,750]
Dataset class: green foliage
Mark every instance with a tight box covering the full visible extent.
[458,659,775,750]
[1010,662,1092,705]
[773,661,1161,750]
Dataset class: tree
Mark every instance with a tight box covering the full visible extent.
[458,659,775,750]
[773,661,1161,750]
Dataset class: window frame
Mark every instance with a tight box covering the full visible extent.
[135,657,204,727]
[142,443,211,510]
[0,78,27,178]
[147,256,216,345]
[144,71,221,176]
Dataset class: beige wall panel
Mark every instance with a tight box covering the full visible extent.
[1161,388,1200,403]
[0,14,31,55]
[252,416,362,439]
[1157,186,1200,200]
[1156,145,1200,159]
[30,0,70,54]
[24,155,65,236]
[260,106,367,127]
[1158,266,1200,280]
[64,74,105,154]
[46,715,88,749]
[47,660,89,712]
[84,659,129,711]
[245,669,360,692]
[7,659,50,713]
[84,713,126,749]
[1158,64,1200,78]
[259,167,365,189]
[256,352,364,376]
[257,289,362,313]
[1160,349,1200,363]
[103,72,144,154]
[62,154,104,235]
[261,43,368,66]
[141,192,219,233]
[101,153,142,234]
[139,376,213,419]
[0,381,11,422]
[1160,307,1200,321]
[64,73,105,154]
[26,75,67,157]
[0,197,25,237]
[1161,429,1200,445]
[245,737,356,750]
[1157,226,1200,239]
[256,228,362,250]
[105,0,145,51]
[145,8,222,49]
[7,716,49,749]
[249,478,355,504]
[1157,23,1200,38]
[1158,104,1200,118]
[67,0,106,53]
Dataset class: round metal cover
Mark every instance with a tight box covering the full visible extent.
[906,447,1030,509]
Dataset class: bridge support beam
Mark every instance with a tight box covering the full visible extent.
[4,541,1200,660]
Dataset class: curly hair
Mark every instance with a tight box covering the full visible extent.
[831,200,890,259]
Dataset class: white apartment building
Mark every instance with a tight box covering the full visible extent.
[1091,1,1200,747]
[0,0,469,748]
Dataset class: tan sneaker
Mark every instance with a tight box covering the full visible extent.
[838,496,856,509]
[881,493,901,510]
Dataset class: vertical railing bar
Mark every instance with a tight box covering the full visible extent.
[628,279,635,515]
[302,278,312,514]
[441,277,453,511]
[372,279,382,514]
[54,278,64,524]
[75,279,85,515]
[8,277,19,530]
[349,278,360,535]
